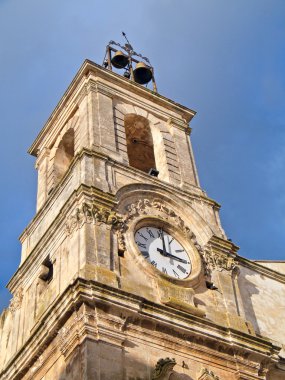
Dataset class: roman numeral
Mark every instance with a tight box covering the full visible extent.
[162,267,168,274]
[141,251,149,258]
[146,228,155,238]
[151,260,157,268]
[172,269,180,278]
[157,229,163,238]
[138,232,148,241]
[168,237,174,244]
[136,242,146,249]
[177,264,186,274]
[175,249,184,253]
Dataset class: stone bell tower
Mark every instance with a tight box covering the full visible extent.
[0,38,285,380]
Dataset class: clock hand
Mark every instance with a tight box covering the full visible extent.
[157,248,188,264]
[160,229,167,255]
[157,247,168,257]
[166,236,174,264]
[166,253,188,264]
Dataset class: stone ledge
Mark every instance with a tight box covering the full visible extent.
[161,296,206,318]
[1,277,281,380]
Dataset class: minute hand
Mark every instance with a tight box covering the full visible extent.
[160,229,167,255]
[157,248,187,264]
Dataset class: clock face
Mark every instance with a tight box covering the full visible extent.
[134,226,191,279]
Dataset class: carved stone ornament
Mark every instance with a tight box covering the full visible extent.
[202,248,237,275]
[152,357,177,379]
[117,198,203,255]
[198,368,220,380]
[9,287,23,313]
[65,202,124,235]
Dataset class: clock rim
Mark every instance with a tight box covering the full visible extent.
[125,216,203,288]
[135,224,192,280]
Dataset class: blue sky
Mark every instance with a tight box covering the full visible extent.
[1,0,285,309]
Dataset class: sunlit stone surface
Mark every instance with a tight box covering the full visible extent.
[0,60,284,380]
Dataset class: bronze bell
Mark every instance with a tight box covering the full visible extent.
[133,62,153,84]
[111,51,129,69]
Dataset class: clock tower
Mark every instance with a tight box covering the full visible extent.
[0,39,285,380]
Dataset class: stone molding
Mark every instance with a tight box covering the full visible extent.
[117,198,204,255]
[29,59,195,156]
[18,148,214,247]
[0,278,281,380]
[202,236,239,276]
[198,368,220,380]
[202,249,237,274]
[167,117,190,132]
[35,147,51,169]
[58,304,97,359]
[65,201,124,235]
[9,287,23,314]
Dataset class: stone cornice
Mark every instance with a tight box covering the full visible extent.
[207,236,285,283]
[10,149,285,291]
[89,62,196,120]
[9,149,220,292]
[19,147,218,244]
[28,60,196,157]
[19,150,114,242]
[0,278,281,380]
[236,255,285,284]
[8,185,116,293]
[208,235,240,256]
[93,80,190,131]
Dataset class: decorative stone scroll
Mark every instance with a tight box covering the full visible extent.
[201,243,238,277]
[198,368,220,380]
[201,249,237,275]
[65,202,124,235]
[117,198,203,255]
[9,287,23,313]
[152,357,177,379]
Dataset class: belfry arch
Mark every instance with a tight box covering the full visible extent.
[124,113,156,173]
[53,128,75,184]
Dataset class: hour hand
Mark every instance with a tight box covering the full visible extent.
[157,247,167,257]
[157,248,187,264]
[160,229,167,254]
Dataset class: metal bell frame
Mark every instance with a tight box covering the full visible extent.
[103,33,157,92]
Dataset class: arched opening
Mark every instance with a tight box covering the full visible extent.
[124,114,156,173]
[53,129,74,184]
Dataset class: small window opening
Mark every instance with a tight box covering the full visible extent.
[118,248,125,258]
[206,281,218,290]
[39,257,53,283]
[148,168,159,177]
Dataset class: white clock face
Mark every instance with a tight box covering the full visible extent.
[135,226,191,279]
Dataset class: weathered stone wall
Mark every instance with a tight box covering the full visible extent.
[238,265,285,344]
[1,61,285,379]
